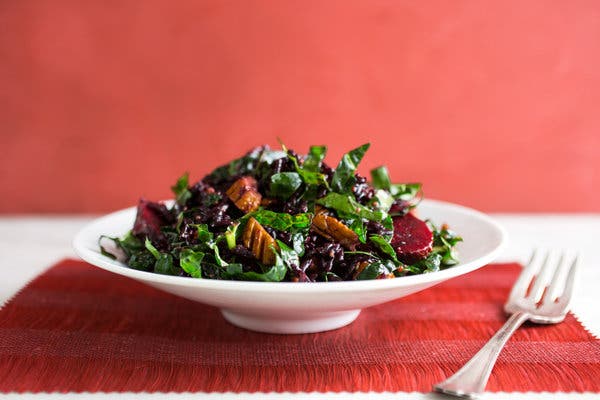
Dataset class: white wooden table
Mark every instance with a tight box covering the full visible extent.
[1,215,599,399]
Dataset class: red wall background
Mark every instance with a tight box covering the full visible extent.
[1,0,599,213]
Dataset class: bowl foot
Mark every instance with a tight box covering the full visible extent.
[221,309,361,334]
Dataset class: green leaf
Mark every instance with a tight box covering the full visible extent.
[316,192,386,222]
[381,215,394,233]
[372,189,394,213]
[224,261,286,282]
[223,263,244,276]
[295,159,329,186]
[390,183,422,200]
[331,143,370,193]
[247,242,293,282]
[370,166,392,191]
[281,142,329,187]
[303,145,327,172]
[259,149,288,164]
[171,173,192,205]
[269,172,302,199]
[411,253,442,274]
[208,242,228,267]
[119,231,144,251]
[144,238,177,275]
[100,231,144,259]
[250,209,312,232]
[369,235,400,265]
[144,238,161,260]
[193,224,214,243]
[275,239,300,270]
[154,253,175,275]
[175,212,184,234]
[357,259,396,280]
[128,251,155,271]
[201,193,222,207]
[428,221,463,267]
[224,223,239,250]
[276,142,329,209]
[370,166,421,202]
[348,218,367,244]
[179,249,204,278]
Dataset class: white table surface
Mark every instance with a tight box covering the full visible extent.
[1,214,599,399]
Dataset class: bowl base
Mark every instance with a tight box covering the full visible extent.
[221,309,361,334]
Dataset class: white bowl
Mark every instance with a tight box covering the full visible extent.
[73,199,506,334]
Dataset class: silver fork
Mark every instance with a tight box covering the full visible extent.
[433,251,579,399]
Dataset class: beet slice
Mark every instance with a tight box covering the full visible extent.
[132,199,172,249]
[391,213,433,264]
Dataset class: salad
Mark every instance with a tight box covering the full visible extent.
[100,143,461,282]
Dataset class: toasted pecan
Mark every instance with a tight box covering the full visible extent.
[310,213,359,250]
[226,176,262,213]
[242,217,279,265]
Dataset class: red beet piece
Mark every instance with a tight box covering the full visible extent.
[391,213,433,264]
[132,199,173,249]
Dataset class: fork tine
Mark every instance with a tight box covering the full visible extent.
[526,249,537,267]
[509,250,541,300]
[528,252,556,302]
[545,253,567,302]
[557,255,578,306]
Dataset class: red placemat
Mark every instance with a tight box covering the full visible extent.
[1,259,599,393]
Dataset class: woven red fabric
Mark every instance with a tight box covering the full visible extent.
[1,259,599,393]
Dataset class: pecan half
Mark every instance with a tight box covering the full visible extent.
[310,213,359,250]
[242,217,279,265]
[226,176,262,213]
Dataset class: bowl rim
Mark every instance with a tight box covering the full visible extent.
[72,198,507,293]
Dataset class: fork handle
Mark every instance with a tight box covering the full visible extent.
[433,311,530,398]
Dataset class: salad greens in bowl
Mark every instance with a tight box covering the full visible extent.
[100,143,461,282]
[73,143,506,333]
